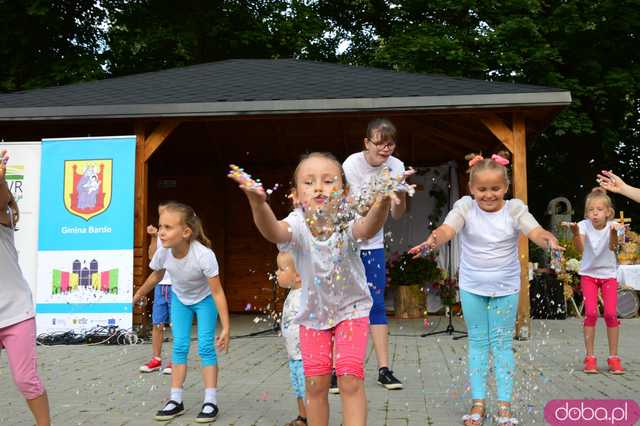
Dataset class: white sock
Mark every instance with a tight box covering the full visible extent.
[203,388,217,412]
[170,387,183,404]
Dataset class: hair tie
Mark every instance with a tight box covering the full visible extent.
[491,154,510,166]
[468,155,484,167]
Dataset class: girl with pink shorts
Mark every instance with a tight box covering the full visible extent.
[229,152,408,426]
[0,149,50,425]
[569,187,625,374]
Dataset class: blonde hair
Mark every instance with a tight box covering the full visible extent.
[163,202,212,248]
[465,150,511,186]
[292,152,346,189]
[584,187,615,220]
[277,251,296,272]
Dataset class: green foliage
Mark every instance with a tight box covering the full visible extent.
[0,0,108,91]
[387,252,441,287]
[102,0,336,76]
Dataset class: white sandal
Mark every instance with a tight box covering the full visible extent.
[495,403,518,425]
[461,401,485,425]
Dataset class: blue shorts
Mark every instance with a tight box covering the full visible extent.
[361,249,388,325]
[288,359,305,399]
[151,285,172,325]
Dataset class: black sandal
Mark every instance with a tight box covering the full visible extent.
[195,402,219,423]
[154,400,184,421]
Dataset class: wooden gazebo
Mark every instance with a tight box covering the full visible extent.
[0,59,571,336]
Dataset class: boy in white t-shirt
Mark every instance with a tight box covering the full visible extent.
[139,206,174,375]
[276,252,307,426]
[568,187,625,374]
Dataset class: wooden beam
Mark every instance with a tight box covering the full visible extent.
[133,124,149,330]
[512,113,531,338]
[478,113,515,153]
[143,120,180,161]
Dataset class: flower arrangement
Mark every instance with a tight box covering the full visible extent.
[432,277,458,307]
[387,251,441,287]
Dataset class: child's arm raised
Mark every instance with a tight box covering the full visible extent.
[133,269,165,304]
[208,276,230,353]
[609,222,623,252]
[566,222,584,254]
[598,170,640,203]
[228,165,291,244]
[352,196,392,241]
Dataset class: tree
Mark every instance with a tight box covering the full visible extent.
[0,0,107,92]
[102,0,337,76]
[330,0,640,226]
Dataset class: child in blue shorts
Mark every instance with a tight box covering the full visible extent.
[140,203,173,375]
[276,252,307,426]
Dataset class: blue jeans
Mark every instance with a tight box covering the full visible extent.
[361,249,388,325]
[171,294,218,367]
[460,289,518,402]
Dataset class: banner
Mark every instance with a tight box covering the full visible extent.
[0,142,41,301]
[36,136,136,334]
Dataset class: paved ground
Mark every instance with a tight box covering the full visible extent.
[1,315,638,425]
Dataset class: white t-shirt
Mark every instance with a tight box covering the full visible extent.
[0,223,34,329]
[155,236,172,286]
[444,196,540,297]
[343,152,405,250]
[150,240,219,305]
[578,219,617,279]
[282,287,302,360]
[277,209,372,330]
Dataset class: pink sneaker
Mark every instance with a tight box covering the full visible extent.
[583,355,598,374]
[140,357,162,373]
[607,356,624,375]
[162,362,173,375]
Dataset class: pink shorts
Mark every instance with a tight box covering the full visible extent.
[0,318,46,399]
[299,317,369,380]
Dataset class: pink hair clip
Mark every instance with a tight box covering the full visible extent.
[468,155,484,167]
[491,154,510,166]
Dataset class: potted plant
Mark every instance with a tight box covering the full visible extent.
[387,251,442,319]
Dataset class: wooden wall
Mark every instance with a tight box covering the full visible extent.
[141,113,505,315]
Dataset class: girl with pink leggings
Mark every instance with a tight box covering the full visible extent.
[570,187,624,375]
[0,149,50,425]
[229,152,406,426]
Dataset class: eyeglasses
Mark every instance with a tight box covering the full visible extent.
[367,139,396,150]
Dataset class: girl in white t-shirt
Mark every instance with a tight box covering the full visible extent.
[410,151,561,426]
[229,152,403,426]
[567,187,624,375]
[134,202,230,423]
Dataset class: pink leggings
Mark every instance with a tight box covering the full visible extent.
[581,275,620,328]
[299,317,369,380]
[0,318,46,399]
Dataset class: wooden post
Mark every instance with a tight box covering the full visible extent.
[479,112,531,339]
[133,124,149,330]
[512,113,530,339]
[133,120,180,331]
